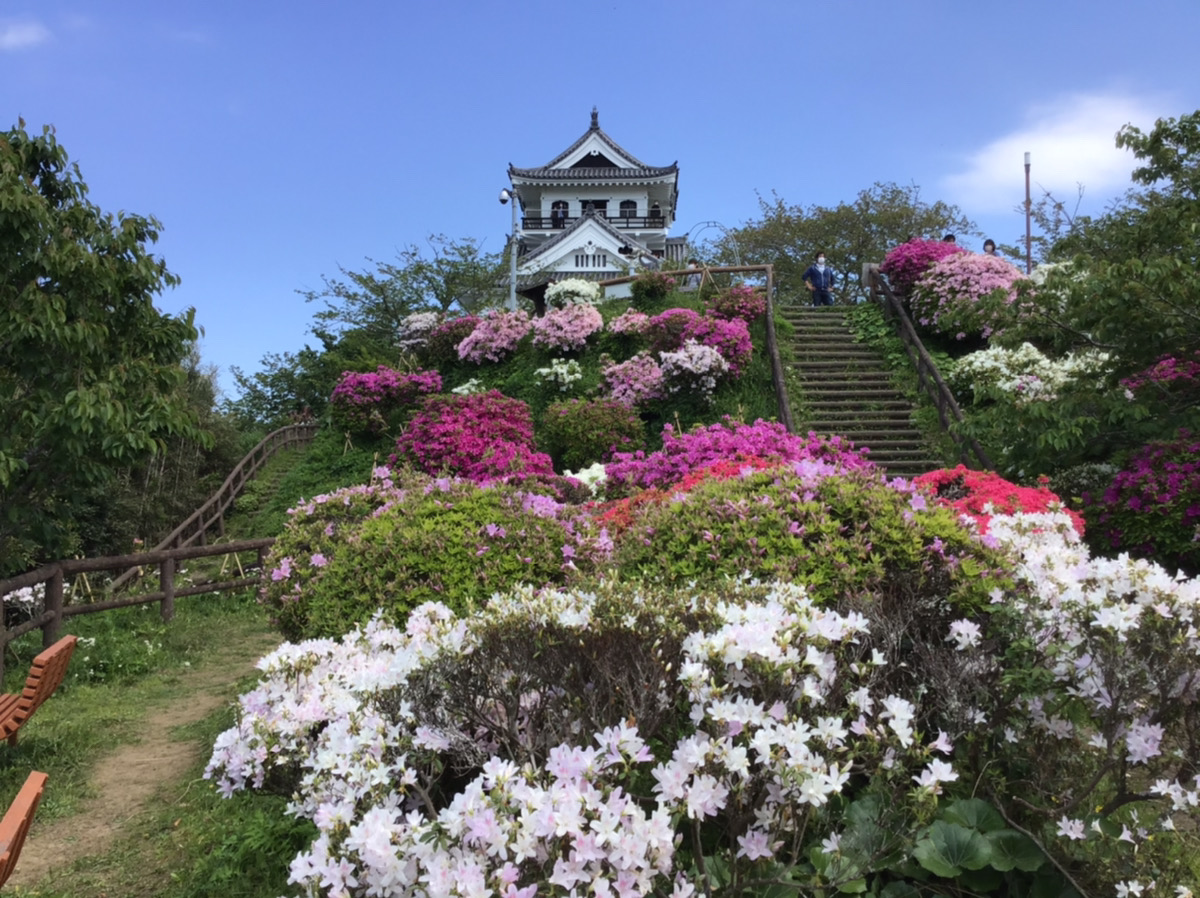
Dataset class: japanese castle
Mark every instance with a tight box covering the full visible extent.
[506,108,686,300]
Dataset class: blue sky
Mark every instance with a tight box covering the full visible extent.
[4,1,1197,396]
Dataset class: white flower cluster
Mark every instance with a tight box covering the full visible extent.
[2,583,45,618]
[396,311,442,351]
[949,342,1111,404]
[450,378,487,395]
[545,278,601,306]
[659,339,729,401]
[563,462,607,496]
[207,581,955,897]
[533,358,584,392]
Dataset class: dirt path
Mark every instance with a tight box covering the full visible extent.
[8,629,281,891]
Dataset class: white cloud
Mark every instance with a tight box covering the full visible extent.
[0,20,51,51]
[941,92,1173,214]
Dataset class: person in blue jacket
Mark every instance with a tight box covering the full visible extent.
[803,251,836,306]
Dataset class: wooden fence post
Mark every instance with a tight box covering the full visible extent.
[161,557,176,622]
[43,569,64,648]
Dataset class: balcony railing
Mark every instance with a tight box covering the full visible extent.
[523,215,666,230]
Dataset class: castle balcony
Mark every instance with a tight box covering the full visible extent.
[523,214,666,231]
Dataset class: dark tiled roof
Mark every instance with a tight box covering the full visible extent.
[509,164,678,180]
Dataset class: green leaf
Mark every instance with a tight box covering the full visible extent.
[912,822,992,877]
[986,829,1044,873]
[941,798,1006,833]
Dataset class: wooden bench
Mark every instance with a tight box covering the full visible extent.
[0,636,77,747]
[0,771,47,887]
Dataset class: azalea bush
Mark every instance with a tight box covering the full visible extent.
[604,418,871,495]
[539,398,645,472]
[1085,430,1200,574]
[910,252,1029,341]
[391,391,553,482]
[682,314,752,377]
[532,358,585,394]
[913,465,1085,535]
[530,303,604,352]
[545,277,601,307]
[948,342,1111,406]
[707,284,766,323]
[421,315,479,367]
[605,308,651,336]
[614,460,1010,610]
[457,310,532,364]
[396,311,442,353]
[645,308,702,354]
[258,469,606,640]
[328,366,442,435]
[600,352,664,408]
[629,270,677,310]
[658,340,729,402]
[211,500,1200,897]
[879,237,966,296]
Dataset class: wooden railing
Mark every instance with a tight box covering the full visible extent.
[598,264,795,434]
[867,267,993,470]
[0,539,275,684]
[106,423,317,590]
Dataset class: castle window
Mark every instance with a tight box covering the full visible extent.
[619,200,637,218]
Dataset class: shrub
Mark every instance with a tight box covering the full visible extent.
[913,465,1085,536]
[1085,431,1200,573]
[530,303,604,352]
[628,270,677,310]
[532,358,585,394]
[880,237,966,295]
[391,391,554,482]
[421,315,479,367]
[658,340,729,402]
[539,398,646,471]
[328,366,442,435]
[396,311,442,353]
[614,460,1007,606]
[545,277,600,306]
[600,352,664,408]
[216,500,1200,898]
[645,307,702,354]
[681,314,752,377]
[259,471,606,640]
[707,284,766,322]
[910,252,1030,340]
[605,417,872,495]
[457,310,531,364]
[606,308,651,336]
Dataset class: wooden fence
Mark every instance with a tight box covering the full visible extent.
[0,422,319,682]
[599,264,795,433]
[867,267,993,470]
[106,423,316,590]
[0,539,276,684]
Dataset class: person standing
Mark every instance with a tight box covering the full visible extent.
[803,251,836,306]
[982,239,998,256]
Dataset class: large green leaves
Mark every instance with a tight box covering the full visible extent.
[912,821,992,878]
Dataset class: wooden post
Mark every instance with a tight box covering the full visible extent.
[43,569,64,648]
[161,557,176,622]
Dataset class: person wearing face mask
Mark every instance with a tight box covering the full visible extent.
[803,251,836,306]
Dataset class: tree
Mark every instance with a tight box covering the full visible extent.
[0,123,205,573]
[302,235,505,343]
[1003,110,1200,377]
[716,183,976,301]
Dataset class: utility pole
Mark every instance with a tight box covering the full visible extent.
[1024,152,1032,275]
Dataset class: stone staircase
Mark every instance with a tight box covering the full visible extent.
[779,306,942,479]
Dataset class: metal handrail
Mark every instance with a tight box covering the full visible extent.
[867,268,993,470]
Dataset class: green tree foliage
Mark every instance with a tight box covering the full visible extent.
[1009,111,1200,370]
[301,235,505,342]
[0,123,205,573]
[223,328,396,428]
[719,182,976,301]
